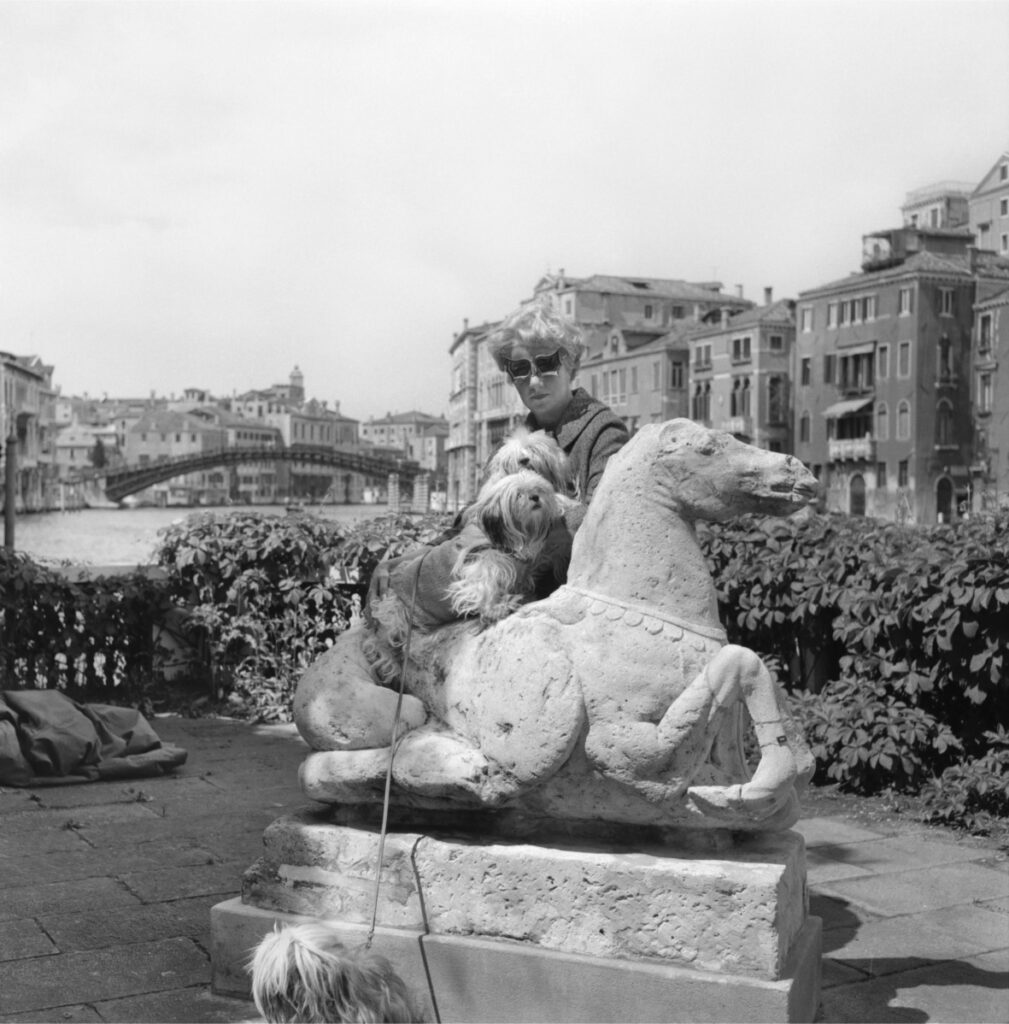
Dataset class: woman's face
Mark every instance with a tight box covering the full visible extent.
[505,342,574,429]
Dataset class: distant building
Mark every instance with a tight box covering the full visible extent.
[0,352,58,512]
[969,259,1009,511]
[687,290,796,451]
[901,181,973,231]
[969,148,1009,254]
[446,320,495,508]
[795,226,979,523]
[123,409,228,506]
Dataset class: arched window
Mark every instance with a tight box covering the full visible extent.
[850,474,866,516]
[897,400,911,440]
[936,399,955,447]
[876,402,889,442]
[936,477,953,524]
[741,378,751,416]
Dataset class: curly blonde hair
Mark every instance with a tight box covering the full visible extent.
[487,297,585,374]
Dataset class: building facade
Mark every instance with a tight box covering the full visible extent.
[446,320,494,509]
[0,352,58,512]
[795,227,978,523]
[687,292,795,452]
[969,149,1009,255]
[969,270,1009,510]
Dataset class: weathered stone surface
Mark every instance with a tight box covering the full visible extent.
[292,420,818,833]
[211,897,823,1023]
[240,814,809,979]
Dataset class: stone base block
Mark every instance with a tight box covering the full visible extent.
[241,812,809,979]
[211,897,822,1023]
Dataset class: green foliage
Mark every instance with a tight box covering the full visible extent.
[0,547,170,700]
[154,511,355,719]
[152,509,453,721]
[788,677,961,794]
[920,726,1009,834]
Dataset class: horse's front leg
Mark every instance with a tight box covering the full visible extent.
[687,644,814,819]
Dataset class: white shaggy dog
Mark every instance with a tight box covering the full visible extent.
[361,431,573,682]
[249,921,425,1022]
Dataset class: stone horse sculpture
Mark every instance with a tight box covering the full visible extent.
[295,419,819,832]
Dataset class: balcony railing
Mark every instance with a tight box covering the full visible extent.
[828,437,876,461]
[719,416,753,436]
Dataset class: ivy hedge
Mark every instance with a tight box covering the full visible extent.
[2,506,1006,834]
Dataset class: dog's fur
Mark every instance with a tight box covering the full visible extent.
[249,922,425,1023]
[362,432,572,682]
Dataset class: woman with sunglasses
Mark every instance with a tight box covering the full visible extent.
[485,299,629,596]
[488,298,629,532]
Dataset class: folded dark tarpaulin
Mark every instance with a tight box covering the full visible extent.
[0,690,187,787]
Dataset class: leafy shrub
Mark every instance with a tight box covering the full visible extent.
[154,511,356,719]
[152,509,453,721]
[789,675,961,794]
[920,726,1009,834]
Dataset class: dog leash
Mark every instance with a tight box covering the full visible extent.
[362,549,443,1021]
[364,550,426,950]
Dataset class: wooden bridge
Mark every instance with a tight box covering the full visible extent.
[80,446,422,503]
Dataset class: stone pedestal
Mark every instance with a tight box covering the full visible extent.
[212,811,821,1022]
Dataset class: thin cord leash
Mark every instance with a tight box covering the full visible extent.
[364,550,428,951]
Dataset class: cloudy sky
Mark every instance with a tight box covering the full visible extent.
[2,0,1007,423]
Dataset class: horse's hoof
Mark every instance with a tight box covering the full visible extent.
[686,782,793,823]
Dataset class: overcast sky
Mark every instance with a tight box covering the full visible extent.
[2,0,1007,423]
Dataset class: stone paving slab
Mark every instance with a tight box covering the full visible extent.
[0,1005,104,1023]
[818,860,1009,917]
[805,833,996,875]
[0,918,59,962]
[820,903,1009,976]
[38,895,226,953]
[0,839,220,887]
[119,862,246,903]
[0,876,142,923]
[0,937,210,1016]
[819,947,1009,1023]
[90,987,256,1024]
[794,816,890,848]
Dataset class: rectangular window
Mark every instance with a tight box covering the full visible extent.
[978,373,993,414]
[672,305,684,319]
[823,354,835,384]
[653,361,661,390]
[1001,196,1008,216]
[876,462,887,489]
[801,357,811,386]
[979,312,993,350]
[827,303,838,328]
[1002,233,1009,254]
[863,295,877,321]
[590,374,598,398]
[940,288,953,316]
[838,302,848,326]
[767,375,786,423]
[618,368,627,401]
[800,308,813,332]
[898,460,909,488]
[850,299,861,324]
[732,336,751,362]
[670,361,684,389]
[644,304,653,319]
[898,341,911,377]
[898,287,913,316]
[877,343,889,379]
[630,367,638,394]
[769,334,784,352]
[1002,164,1008,181]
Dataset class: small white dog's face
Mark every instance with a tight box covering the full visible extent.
[485,428,573,496]
[473,470,559,556]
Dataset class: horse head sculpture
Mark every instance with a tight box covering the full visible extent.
[294,419,819,833]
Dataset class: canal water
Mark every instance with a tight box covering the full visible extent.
[11,504,393,567]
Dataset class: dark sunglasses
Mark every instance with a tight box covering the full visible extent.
[504,351,563,382]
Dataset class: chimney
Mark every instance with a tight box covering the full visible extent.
[735,284,744,299]
[764,287,773,306]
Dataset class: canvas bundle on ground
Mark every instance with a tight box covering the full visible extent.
[0,689,187,787]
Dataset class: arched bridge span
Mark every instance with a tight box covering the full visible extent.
[93,447,422,502]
